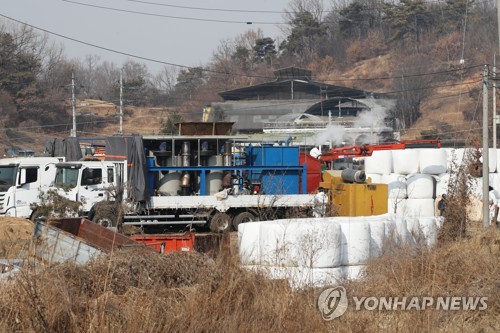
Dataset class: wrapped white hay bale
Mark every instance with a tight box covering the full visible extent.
[339,220,371,266]
[404,217,420,245]
[436,173,450,197]
[383,218,397,240]
[341,265,366,281]
[368,219,386,258]
[388,198,408,216]
[446,148,466,170]
[283,221,342,268]
[405,198,436,217]
[259,221,289,266]
[480,148,497,173]
[366,173,382,183]
[393,216,409,244]
[489,173,500,192]
[238,222,262,265]
[407,174,435,199]
[419,149,447,175]
[392,150,419,174]
[468,177,483,198]
[382,173,408,199]
[308,267,344,287]
[418,217,438,248]
[365,151,393,174]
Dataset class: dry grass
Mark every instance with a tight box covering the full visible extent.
[0,224,498,332]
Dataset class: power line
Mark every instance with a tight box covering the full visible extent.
[62,0,285,25]
[127,0,288,14]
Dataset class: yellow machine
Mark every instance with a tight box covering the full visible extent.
[320,169,388,217]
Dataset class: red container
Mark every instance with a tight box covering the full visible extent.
[130,232,195,253]
[299,152,322,193]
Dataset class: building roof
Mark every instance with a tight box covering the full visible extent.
[218,66,372,101]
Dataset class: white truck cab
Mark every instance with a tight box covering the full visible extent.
[54,161,126,214]
[0,157,65,218]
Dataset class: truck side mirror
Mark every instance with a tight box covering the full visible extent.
[18,168,27,186]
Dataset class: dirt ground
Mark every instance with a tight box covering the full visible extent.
[0,217,34,258]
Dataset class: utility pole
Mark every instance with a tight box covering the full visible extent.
[494,56,497,149]
[482,65,490,229]
[71,72,76,137]
[119,71,123,135]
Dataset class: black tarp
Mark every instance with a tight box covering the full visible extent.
[44,137,83,161]
[105,135,149,202]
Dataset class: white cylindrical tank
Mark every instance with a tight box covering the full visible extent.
[392,150,419,175]
[419,148,447,175]
[406,174,435,199]
[157,156,181,196]
[206,155,223,195]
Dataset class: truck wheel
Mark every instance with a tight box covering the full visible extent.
[91,202,119,228]
[209,212,232,233]
[232,211,257,230]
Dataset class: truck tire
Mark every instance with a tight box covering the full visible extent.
[209,212,232,233]
[90,202,121,229]
[232,211,257,230]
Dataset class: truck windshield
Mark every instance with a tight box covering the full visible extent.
[54,167,79,189]
[0,166,17,190]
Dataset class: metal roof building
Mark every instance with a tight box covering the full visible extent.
[210,67,392,134]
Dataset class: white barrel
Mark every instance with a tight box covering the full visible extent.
[392,149,419,174]
[419,148,447,175]
[157,172,181,195]
[339,220,371,266]
[206,155,223,195]
[406,174,435,199]
[368,220,386,258]
[364,151,393,174]
[382,173,407,199]
[238,222,262,265]
[405,198,436,217]
[436,173,450,196]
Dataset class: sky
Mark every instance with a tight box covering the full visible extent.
[0,0,294,75]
